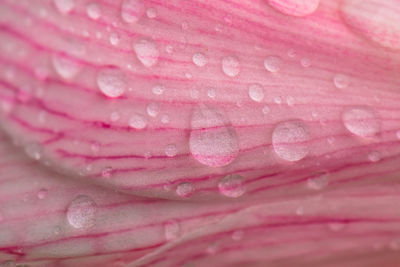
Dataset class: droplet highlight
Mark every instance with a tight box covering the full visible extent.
[192,53,208,67]
[52,53,81,80]
[248,83,264,102]
[129,113,147,130]
[333,74,349,89]
[121,0,145,23]
[264,56,281,73]
[86,3,101,20]
[222,56,240,77]
[133,39,159,67]
[96,67,126,98]
[218,174,245,198]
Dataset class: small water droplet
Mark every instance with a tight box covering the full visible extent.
[248,83,264,102]
[152,84,165,95]
[165,144,178,157]
[133,39,159,67]
[286,96,295,106]
[272,120,310,162]
[54,0,75,14]
[164,220,181,240]
[97,67,126,98]
[264,56,281,73]
[268,0,320,17]
[161,114,170,124]
[231,230,244,241]
[274,96,282,105]
[218,174,245,198]
[287,48,296,58]
[222,56,240,77]
[37,188,48,200]
[181,21,189,30]
[25,143,42,160]
[189,105,239,167]
[51,53,81,80]
[192,53,208,67]
[262,105,270,114]
[101,167,113,178]
[66,195,97,229]
[109,32,120,46]
[300,58,311,67]
[121,0,144,23]
[190,88,199,99]
[110,111,120,122]
[307,172,329,190]
[368,151,381,162]
[333,74,349,89]
[129,114,147,129]
[146,7,157,18]
[86,3,101,20]
[185,73,192,79]
[342,106,380,137]
[165,45,173,54]
[176,182,194,198]
[207,88,216,99]
[147,103,160,117]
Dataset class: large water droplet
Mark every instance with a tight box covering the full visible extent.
[264,56,281,73]
[268,0,320,17]
[176,182,194,198]
[222,56,240,77]
[66,195,97,229]
[272,120,310,162]
[96,67,126,98]
[218,174,245,198]
[164,220,181,240]
[133,39,159,67]
[192,53,208,67]
[248,83,264,102]
[86,3,101,20]
[121,0,145,23]
[341,0,400,50]
[189,105,239,167]
[54,0,75,14]
[307,172,329,190]
[52,54,81,80]
[342,106,380,137]
[333,74,349,89]
[129,113,147,129]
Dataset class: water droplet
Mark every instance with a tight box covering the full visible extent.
[37,188,48,200]
[248,83,264,102]
[300,57,311,67]
[51,53,81,80]
[165,45,173,54]
[25,143,42,160]
[181,21,189,30]
[307,173,329,190]
[222,56,240,77]
[66,195,97,229]
[218,174,245,198]
[185,73,192,79]
[286,96,295,106]
[207,88,216,99]
[146,7,157,18]
[206,242,219,255]
[86,3,101,20]
[190,88,199,99]
[231,230,244,241]
[342,106,380,137]
[189,105,239,167]
[368,151,381,162]
[110,111,120,122]
[165,144,178,157]
[268,0,320,17]
[54,0,75,14]
[341,0,400,50]
[333,74,349,89]
[264,56,281,73]
[152,84,165,95]
[121,0,145,23]
[262,105,270,114]
[164,220,181,240]
[129,113,147,129]
[109,32,120,46]
[176,182,194,198]
[272,120,310,162]
[161,114,170,124]
[287,48,296,58]
[96,67,126,98]
[147,103,160,117]
[133,39,159,67]
[192,53,208,67]
[328,222,345,232]
[101,167,113,178]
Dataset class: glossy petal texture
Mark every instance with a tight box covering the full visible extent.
[0,0,400,266]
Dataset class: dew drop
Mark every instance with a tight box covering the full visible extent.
[161,114,170,124]
[37,188,48,200]
[66,195,97,229]
[189,105,239,167]
[176,182,194,198]
[164,220,181,240]
[300,57,311,67]
[264,56,281,73]
[165,144,178,157]
[121,0,145,23]
[207,88,216,99]
[147,102,160,117]
[133,39,159,67]
[218,174,245,198]
[222,56,240,77]
[368,151,381,162]
[129,114,147,129]
[109,32,120,46]
[333,74,349,89]
[248,83,264,102]
[262,105,270,114]
[342,106,380,137]
[307,173,329,190]
[146,7,157,18]
[192,53,208,67]
[268,0,320,17]
[165,45,173,54]
[272,120,310,162]
[231,230,244,241]
[86,3,101,20]
[54,0,75,14]
[51,53,81,80]
[96,67,126,98]
[152,84,165,95]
